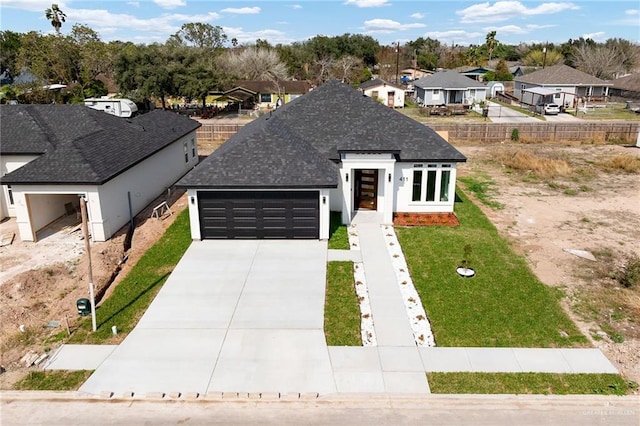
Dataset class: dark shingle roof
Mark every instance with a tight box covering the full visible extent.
[359,78,403,90]
[413,70,486,89]
[178,80,465,189]
[1,105,200,185]
[515,64,612,86]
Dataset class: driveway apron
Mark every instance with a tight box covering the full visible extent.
[80,240,336,395]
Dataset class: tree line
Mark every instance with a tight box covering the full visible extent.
[1,17,637,106]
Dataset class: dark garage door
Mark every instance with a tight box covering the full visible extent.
[198,191,319,239]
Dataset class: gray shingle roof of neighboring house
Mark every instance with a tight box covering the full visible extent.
[178,80,466,189]
[515,64,612,86]
[1,105,201,185]
[611,73,640,92]
[413,70,487,89]
[359,78,403,90]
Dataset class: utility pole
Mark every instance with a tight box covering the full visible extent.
[79,195,97,332]
[542,42,548,69]
[395,41,400,84]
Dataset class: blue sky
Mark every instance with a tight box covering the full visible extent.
[1,1,638,46]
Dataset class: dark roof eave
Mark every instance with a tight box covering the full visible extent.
[338,149,401,154]
[176,183,339,190]
[399,157,467,163]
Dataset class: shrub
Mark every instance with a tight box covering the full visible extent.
[510,128,519,141]
[618,255,640,288]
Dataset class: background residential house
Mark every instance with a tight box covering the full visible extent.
[609,73,640,100]
[177,80,466,240]
[1,105,200,242]
[359,78,405,108]
[514,64,612,108]
[413,70,487,106]
[224,80,313,110]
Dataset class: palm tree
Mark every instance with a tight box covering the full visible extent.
[485,31,498,62]
[45,4,67,35]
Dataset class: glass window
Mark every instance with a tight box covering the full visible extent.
[440,170,451,202]
[433,89,439,95]
[260,93,272,103]
[183,141,188,163]
[412,170,422,201]
[190,138,196,158]
[7,185,14,205]
[426,170,437,201]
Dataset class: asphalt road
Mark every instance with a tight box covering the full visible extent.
[2,392,639,426]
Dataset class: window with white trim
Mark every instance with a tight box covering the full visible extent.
[6,185,14,205]
[190,137,196,158]
[410,163,452,203]
[183,140,188,163]
[260,93,272,103]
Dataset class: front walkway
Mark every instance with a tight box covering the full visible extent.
[47,215,619,396]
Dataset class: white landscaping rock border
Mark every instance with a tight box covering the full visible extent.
[382,225,436,347]
[347,224,377,346]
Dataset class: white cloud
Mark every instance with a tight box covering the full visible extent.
[221,7,261,15]
[127,1,140,7]
[483,23,555,34]
[153,0,186,10]
[292,4,302,9]
[0,0,67,12]
[423,30,483,45]
[583,31,606,41]
[625,9,639,16]
[457,1,579,24]
[222,26,294,45]
[363,19,426,33]
[345,0,390,8]
[410,13,425,19]
[66,8,220,38]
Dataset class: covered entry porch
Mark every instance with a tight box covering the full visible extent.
[339,153,396,226]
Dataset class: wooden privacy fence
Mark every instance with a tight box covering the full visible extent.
[430,122,640,143]
[196,122,640,149]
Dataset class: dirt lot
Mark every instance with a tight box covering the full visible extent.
[455,141,640,385]
[0,190,187,389]
[1,139,639,390]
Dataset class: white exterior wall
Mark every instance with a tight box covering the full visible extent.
[515,83,578,106]
[394,162,457,213]
[1,154,39,218]
[363,85,405,108]
[340,153,395,225]
[96,131,198,241]
[10,185,100,242]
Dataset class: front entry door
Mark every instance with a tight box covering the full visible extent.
[354,169,378,210]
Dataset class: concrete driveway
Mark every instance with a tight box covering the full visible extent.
[80,240,336,395]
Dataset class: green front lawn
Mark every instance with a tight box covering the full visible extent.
[13,370,93,391]
[427,372,633,395]
[324,261,361,346]
[328,211,349,250]
[396,188,587,347]
[70,209,193,344]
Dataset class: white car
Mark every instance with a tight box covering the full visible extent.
[536,103,560,115]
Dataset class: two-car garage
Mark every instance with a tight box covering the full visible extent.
[197,191,320,239]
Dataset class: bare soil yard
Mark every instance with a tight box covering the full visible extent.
[0,190,187,389]
[455,141,640,385]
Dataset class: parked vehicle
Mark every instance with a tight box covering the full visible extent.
[84,97,138,118]
[536,103,560,115]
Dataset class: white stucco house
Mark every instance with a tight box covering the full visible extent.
[359,78,406,108]
[177,80,466,240]
[1,105,200,242]
[413,70,487,106]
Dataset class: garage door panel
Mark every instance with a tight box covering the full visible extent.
[198,191,319,239]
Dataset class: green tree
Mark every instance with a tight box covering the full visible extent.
[522,48,564,67]
[45,4,67,35]
[485,31,498,62]
[0,31,22,76]
[168,23,227,50]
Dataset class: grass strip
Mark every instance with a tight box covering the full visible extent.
[328,211,350,250]
[427,372,634,395]
[324,261,361,346]
[396,188,587,347]
[70,209,192,343]
[12,370,93,391]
